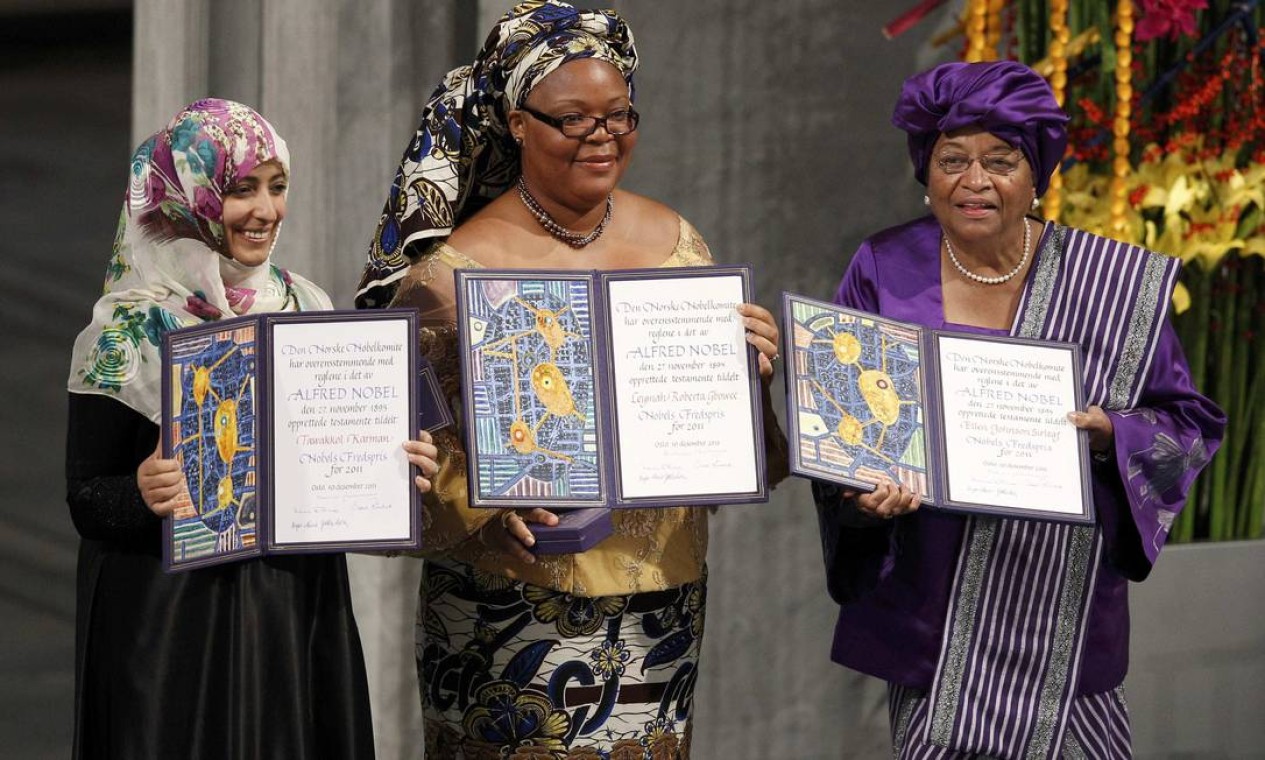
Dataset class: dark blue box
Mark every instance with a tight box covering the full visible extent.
[530,508,614,555]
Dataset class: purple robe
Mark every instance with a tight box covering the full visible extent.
[818,215,1226,698]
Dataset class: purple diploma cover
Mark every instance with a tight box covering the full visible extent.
[160,309,433,571]
[454,265,768,513]
[782,293,1094,525]
[417,357,453,433]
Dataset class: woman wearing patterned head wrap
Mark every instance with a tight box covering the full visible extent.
[357,2,787,757]
[813,61,1224,759]
[65,99,398,759]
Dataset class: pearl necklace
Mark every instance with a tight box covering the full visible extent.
[517,177,613,248]
[943,219,1032,285]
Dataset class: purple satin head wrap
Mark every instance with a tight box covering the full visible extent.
[891,61,1069,196]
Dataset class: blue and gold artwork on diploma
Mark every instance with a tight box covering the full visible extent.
[788,297,929,496]
[463,278,601,501]
[167,324,259,562]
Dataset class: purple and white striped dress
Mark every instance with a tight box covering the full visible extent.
[819,218,1225,760]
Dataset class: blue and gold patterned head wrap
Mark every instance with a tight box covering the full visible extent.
[355,0,638,308]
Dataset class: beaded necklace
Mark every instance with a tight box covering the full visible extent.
[517,177,613,248]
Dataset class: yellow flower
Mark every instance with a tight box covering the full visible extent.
[1133,146,1197,212]
[1059,163,1112,237]
[1146,218,1187,259]
[1163,174,1202,219]
[1183,205,1245,269]
[1222,169,1265,211]
[1242,238,1265,258]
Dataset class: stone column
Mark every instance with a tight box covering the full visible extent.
[131,0,208,144]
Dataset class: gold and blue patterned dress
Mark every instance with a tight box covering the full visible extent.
[391,218,762,759]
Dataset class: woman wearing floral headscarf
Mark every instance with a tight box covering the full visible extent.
[66,99,387,759]
[357,2,786,757]
[814,61,1225,759]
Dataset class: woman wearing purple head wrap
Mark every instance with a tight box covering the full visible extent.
[357,3,787,757]
[65,100,389,759]
[814,61,1224,759]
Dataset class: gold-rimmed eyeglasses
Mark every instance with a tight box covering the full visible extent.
[935,153,1024,177]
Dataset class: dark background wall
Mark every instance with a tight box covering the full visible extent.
[0,8,131,759]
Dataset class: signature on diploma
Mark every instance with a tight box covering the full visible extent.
[290,502,339,514]
[286,516,350,533]
[349,497,393,512]
[636,462,687,484]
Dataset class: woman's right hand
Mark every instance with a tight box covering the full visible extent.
[137,441,186,517]
[854,479,921,520]
[479,508,560,564]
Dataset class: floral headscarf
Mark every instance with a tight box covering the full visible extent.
[68,98,331,422]
[355,0,638,308]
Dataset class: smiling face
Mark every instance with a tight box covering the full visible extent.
[926,128,1036,251]
[220,160,287,266]
[509,58,637,210]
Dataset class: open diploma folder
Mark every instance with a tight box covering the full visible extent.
[782,293,1094,525]
[160,309,436,572]
[455,265,768,522]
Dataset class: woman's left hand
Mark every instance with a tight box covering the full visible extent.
[738,303,780,381]
[403,432,440,494]
[1067,405,1115,455]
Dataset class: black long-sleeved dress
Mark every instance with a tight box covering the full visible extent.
[66,393,375,759]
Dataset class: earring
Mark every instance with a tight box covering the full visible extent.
[1031,196,1040,210]
[923,195,930,207]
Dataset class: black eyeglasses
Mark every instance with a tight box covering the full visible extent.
[520,105,640,138]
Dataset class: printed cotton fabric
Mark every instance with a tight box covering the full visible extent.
[419,558,702,759]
